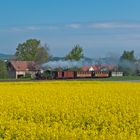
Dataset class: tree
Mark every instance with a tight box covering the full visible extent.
[120,50,135,62]
[0,60,8,79]
[15,39,50,64]
[119,50,136,75]
[34,44,50,64]
[65,44,84,61]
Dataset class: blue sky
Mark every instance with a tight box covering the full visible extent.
[1,0,140,58]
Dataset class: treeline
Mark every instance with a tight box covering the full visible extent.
[0,39,84,79]
[118,50,140,76]
[14,39,84,64]
[0,38,140,79]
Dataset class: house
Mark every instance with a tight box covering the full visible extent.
[82,64,117,72]
[82,65,101,72]
[100,64,117,71]
[7,61,39,79]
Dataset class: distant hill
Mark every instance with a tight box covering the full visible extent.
[0,53,13,60]
[49,56,94,62]
[49,57,65,61]
[0,54,119,65]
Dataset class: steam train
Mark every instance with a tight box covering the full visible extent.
[35,70,111,80]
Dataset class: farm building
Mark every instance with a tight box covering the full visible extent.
[7,61,39,79]
[82,66,99,72]
[82,65,117,72]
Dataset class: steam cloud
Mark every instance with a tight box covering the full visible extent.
[41,59,96,70]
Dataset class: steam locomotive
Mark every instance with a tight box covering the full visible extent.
[35,70,111,80]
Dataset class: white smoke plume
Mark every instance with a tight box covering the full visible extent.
[41,59,95,70]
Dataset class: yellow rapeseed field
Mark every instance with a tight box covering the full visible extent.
[0,81,140,139]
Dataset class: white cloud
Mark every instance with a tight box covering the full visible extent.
[5,26,40,32]
[11,27,24,32]
[46,26,59,30]
[87,22,140,29]
[2,21,140,33]
[0,26,46,33]
[66,23,81,29]
[3,25,60,32]
[26,26,41,31]
[64,22,140,30]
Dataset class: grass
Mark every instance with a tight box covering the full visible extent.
[74,76,140,81]
[1,76,140,82]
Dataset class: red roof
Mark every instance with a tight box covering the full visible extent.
[82,64,116,72]
[82,65,99,71]
[82,66,90,71]
[100,64,117,71]
[10,61,38,71]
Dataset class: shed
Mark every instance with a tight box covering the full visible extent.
[7,61,39,79]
